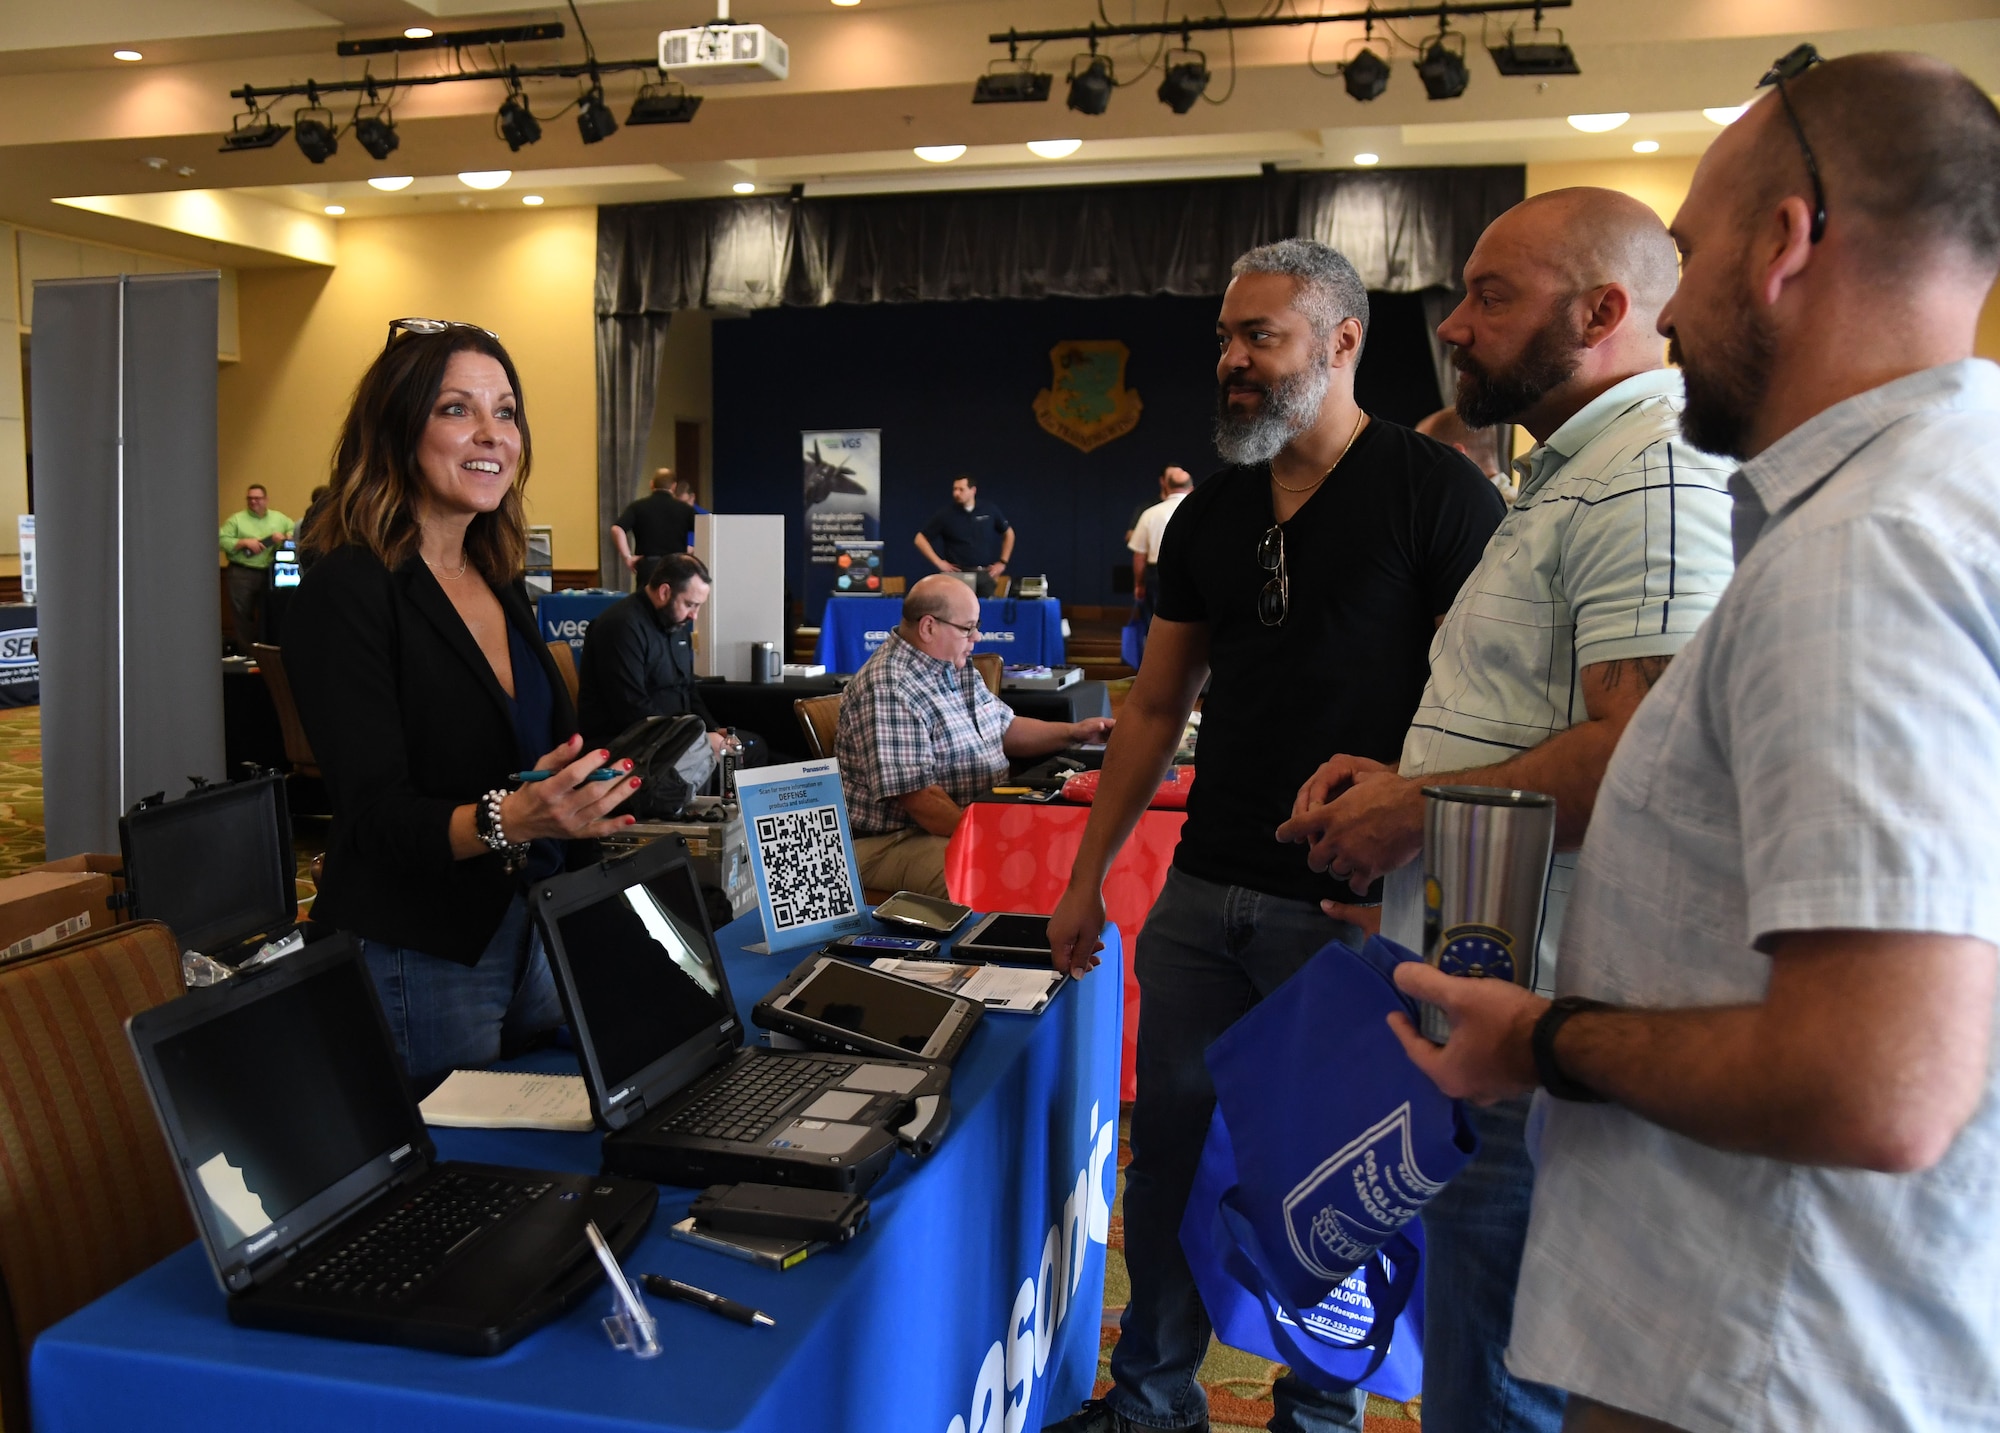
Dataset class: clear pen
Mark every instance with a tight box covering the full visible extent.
[586,1221,660,1357]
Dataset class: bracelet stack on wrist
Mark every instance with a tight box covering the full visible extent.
[475,788,529,873]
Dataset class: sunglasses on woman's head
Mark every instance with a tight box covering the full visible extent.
[383,317,501,350]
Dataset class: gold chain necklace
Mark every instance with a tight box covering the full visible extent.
[424,552,469,581]
[1270,409,1367,493]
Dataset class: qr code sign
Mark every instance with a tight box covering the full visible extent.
[755,805,859,931]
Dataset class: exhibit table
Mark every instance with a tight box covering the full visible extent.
[815,596,1064,673]
[537,588,624,664]
[700,678,1113,765]
[946,802,1186,1103]
[31,908,1123,1433]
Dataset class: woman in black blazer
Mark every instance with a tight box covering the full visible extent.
[288,319,640,1085]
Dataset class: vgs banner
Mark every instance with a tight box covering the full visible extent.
[0,605,38,708]
[802,429,881,625]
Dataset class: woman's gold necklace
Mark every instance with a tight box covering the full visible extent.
[1270,409,1368,494]
[424,552,469,581]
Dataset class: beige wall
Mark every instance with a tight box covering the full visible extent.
[217,206,600,568]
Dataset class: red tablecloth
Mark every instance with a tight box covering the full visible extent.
[945,802,1186,1100]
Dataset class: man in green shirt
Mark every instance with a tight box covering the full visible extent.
[218,483,293,653]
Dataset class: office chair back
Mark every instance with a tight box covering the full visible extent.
[545,641,581,710]
[250,643,319,777]
[0,920,193,1432]
[971,653,1003,695]
[794,694,842,760]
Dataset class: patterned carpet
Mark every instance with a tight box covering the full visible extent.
[1101,1114,1423,1431]
[0,704,1416,1430]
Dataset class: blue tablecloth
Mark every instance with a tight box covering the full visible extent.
[30,911,1123,1433]
[815,596,1064,673]
[537,589,624,664]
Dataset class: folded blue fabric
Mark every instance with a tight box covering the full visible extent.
[1179,935,1478,1395]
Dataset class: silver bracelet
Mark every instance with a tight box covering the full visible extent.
[477,788,528,868]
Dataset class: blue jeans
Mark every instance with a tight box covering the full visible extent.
[359,895,564,1088]
[1106,867,1368,1433]
[1418,1096,1566,1433]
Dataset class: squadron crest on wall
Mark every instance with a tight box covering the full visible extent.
[1033,339,1143,452]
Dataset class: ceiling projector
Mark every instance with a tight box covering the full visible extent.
[659,2,788,85]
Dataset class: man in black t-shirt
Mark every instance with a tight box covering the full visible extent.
[1041,241,1502,1433]
[914,474,1012,597]
[612,468,697,574]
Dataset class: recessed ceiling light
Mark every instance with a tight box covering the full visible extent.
[404,28,434,40]
[1353,152,1381,165]
[1026,139,1082,159]
[832,0,859,6]
[113,49,142,62]
[1631,139,1660,153]
[1702,104,1749,126]
[914,144,967,163]
[523,194,545,206]
[368,175,414,191]
[324,205,346,216]
[731,181,757,193]
[1566,112,1630,133]
[457,170,512,190]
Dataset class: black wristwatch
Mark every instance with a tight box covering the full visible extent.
[1532,996,1611,1103]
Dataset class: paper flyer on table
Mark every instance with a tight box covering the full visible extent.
[735,759,870,952]
[868,957,1065,1015]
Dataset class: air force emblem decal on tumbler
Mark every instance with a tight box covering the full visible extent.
[1281,1101,1449,1282]
[1033,339,1143,452]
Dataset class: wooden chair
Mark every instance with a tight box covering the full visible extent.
[250,642,319,777]
[992,575,1011,598]
[0,921,193,1432]
[794,693,842,760]
[880,575,906,596]
[971,652,1003,695]
[545,641,581,710]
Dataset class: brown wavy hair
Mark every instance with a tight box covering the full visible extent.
[304,325,533,584]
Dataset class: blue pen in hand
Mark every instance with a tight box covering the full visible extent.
[512,767,625,783]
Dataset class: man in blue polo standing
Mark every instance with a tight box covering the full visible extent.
[914,474,1013,598]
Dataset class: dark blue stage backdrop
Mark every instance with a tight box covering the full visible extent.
[712,291,1443,610]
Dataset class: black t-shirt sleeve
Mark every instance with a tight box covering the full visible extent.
[615,501,640,533]
[1417,450,1506,614]
[1150,481,1210,623]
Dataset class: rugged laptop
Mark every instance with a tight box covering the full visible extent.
[126,934,658,1356]
[530,839,952,1194]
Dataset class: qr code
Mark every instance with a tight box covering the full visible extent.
[755,805,859,931]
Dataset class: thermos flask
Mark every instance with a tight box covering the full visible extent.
[750,641,781,684]
[1418,785,1557,1043]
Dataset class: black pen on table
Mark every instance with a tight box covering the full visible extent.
[642,1273,775,1328]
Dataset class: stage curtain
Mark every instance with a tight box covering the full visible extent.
[591,312,672,587]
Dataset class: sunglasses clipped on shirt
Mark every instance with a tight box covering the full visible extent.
[1257,524,1288,627]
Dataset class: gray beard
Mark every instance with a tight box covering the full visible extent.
[1213,355,1333,467]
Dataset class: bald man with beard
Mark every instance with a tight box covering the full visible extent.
[1277,188,1739,1431]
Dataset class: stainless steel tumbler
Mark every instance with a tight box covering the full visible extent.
[751,641,781,684]
[1418,785,1557,1042]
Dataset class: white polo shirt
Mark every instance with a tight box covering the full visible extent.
[1127,491,1189,565]
[1380,368,1736,992]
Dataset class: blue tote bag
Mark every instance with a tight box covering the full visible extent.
[1179,936,1477,1397]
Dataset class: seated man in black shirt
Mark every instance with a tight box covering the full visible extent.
[612,468,697,574]
[914,474,1012,597]
[1040,240,1504,1433]
[576,553,764,766]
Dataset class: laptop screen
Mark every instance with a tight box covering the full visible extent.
[554,857,732,1095]
[149,953,417,1254]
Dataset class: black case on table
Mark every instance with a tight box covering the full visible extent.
[118,772,307,967]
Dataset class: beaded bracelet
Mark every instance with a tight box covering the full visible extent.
[476,788,529,873]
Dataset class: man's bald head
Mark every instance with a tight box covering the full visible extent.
[1416,407,1503,478]
[1724,51,2000,276]
[902,574,981,665]
[1490,187,1681,321]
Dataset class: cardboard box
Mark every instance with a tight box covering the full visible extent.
[36,853,129,923]
[0,869,118,963]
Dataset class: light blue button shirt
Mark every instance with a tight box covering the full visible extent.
[1509,360,2000,1431]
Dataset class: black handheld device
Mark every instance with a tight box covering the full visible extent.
[689,1182,869,1244]
[753,953,983,1065]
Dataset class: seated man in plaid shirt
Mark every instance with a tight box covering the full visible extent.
[836,574,1114,896]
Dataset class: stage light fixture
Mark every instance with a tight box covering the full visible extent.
[1342,47,1390,102]
[368,175,413,191]
[1416,34,1469,100]
[1157,49,1210,114]
[293,101,340,163]
[973,67,1052,103]
[497,89,542,151]
[220,109,289,152]
[577,84,619,143]
[355,112,399,160]
[1067,55,1114,116]
[627,79,703,124]
[1489,26,1580,76]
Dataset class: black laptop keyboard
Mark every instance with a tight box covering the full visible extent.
[662,1054,850,1143]
[290,1172,552,1303]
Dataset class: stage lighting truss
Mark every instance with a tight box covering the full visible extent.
[1066,51,1115,116]
[1157,47,1211,114]
[293,89,340,163]
[1416,28,1470,100]
[496,81,543,151]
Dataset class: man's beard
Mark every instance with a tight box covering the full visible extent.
[1214,347,1333,467]
[1670,274,1773,459]
[1454,311,1584,429]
